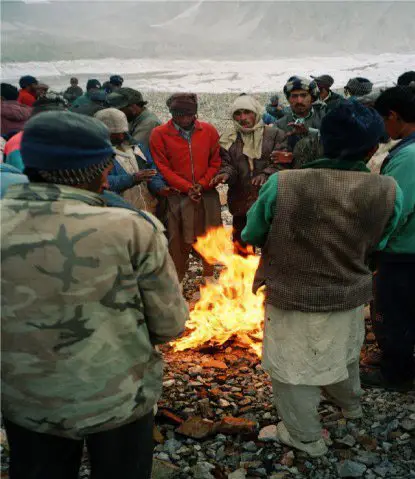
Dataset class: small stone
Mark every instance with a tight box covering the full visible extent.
[263,412,272,420]
[335,434,356,448]
[153,426,165,444]
[228,469,247,479]
[401,419,415,431]
[355,451,381,466]
[151,458,180,479]
[176,416,217,439]
[192,461,215,479]
[219,398,231,408]
[164,438,183,455]
[242,441,257,452]
[189,366,203,376]
[258,425,277,442]
[202,359,228,369]
[157,452,171,462]
[163,379,175,388]
[158,409,184,425]
[253,468,267,477]
[280,450,295,467]
[356,435,378,451]
[337,460,367,477]
[217,416,256,435]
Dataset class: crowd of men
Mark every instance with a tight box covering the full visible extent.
[1,70,414,477]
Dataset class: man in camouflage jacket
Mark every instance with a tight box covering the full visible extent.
[1,111,188,479]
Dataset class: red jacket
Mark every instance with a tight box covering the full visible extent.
[18,89,36,107]
[150,119,221,193]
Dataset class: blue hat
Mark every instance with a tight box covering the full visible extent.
[86,79,101,90]
[321,100,385,159]
[19,75,38,89]
[21,111,114,172]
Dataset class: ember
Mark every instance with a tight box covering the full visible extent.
[172,227,265,356]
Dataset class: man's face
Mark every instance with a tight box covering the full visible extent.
[28,83,38,95]
[382,111,402,140]
[110,132,126,146]
[173,114,196,130]
[233,109,256,128]
[120,104,142,122]
[288,89,313,116]
[71,79,78,87]
[319,87,329,100]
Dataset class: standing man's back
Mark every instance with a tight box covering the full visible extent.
[1,111,188,479]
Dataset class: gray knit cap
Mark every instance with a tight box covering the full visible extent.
[345,77,373,97]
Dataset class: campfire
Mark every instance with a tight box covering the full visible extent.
[172,227,265,356]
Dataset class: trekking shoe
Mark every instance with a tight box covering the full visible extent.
[276,422,328,457]
[360,368,414,393]
[342,405,363,419]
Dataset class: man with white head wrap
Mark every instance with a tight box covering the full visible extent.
[211,94,285,254]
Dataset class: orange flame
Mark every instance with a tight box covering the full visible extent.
[172,226,264,356]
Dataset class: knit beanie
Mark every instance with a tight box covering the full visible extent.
[1,83,19,101]
[310,74,334,90]
[95,108,129,134]
[86,79,101,91]
[345,77,373,97]
[19,76,38,89]
[110,75,124,86]
[284,76,320,101]
[230,94,263,119]
[321,100,385,159]
[166,93,198,116]
[32,92,68,116]
[21,111,114,185]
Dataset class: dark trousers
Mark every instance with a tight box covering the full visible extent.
[4,412,154,479]
[373,257,415,384]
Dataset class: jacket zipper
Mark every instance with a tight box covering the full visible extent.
[187,137,196,184]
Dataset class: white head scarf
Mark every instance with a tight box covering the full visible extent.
[220,95,265,163]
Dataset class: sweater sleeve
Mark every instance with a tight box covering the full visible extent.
[197,127,222,190]
[218,146,238,185]
[107,161,135,193]
[140,146,167,194]
[150,129,193,193]
[377,183,404,250]
[241,173,278,247]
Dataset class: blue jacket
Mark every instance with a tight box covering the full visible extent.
[108,142,166,195]
[0,163,29,198]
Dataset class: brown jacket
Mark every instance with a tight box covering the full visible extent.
[219,127,285,216]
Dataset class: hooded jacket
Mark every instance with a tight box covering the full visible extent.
[1,101,32,136]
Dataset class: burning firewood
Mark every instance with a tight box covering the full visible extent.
[172,227,265,357]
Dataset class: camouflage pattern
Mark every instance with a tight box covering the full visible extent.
[1,183,188,439]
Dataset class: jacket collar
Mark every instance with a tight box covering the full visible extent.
[381,132,415,173]
[165,118,203,135]
[4,183,105,207]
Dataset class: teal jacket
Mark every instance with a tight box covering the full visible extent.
[380,134,415,254]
